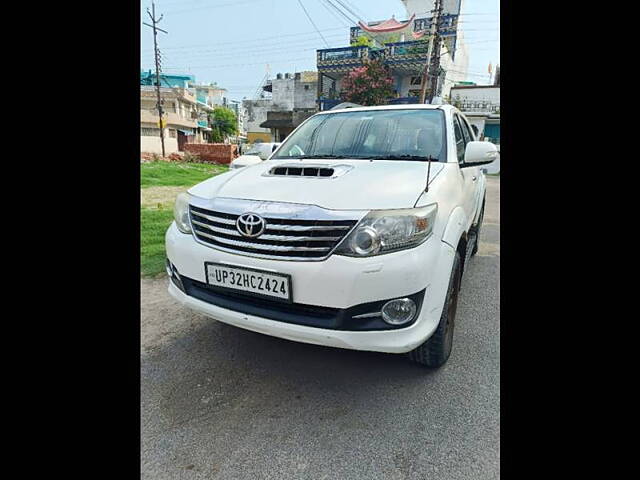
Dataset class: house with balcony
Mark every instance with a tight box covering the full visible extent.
[140,85,202,154]
[140,72,238,153]
[316,0,468,110]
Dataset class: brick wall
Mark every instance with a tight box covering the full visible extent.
[183,143,238,164]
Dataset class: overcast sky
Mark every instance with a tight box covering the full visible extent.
[141,0,499,100]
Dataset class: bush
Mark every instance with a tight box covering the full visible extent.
[182,151,202,163]
[341,59,395,106]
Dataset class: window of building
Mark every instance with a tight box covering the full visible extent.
[168,129,177,138]
[141,127,160,137]
[410,76,422,86]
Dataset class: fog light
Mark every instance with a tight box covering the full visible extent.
[381,298,417,325]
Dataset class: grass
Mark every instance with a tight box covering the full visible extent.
[141,207,175,277]
[140,161,229,277]
[141,161,228,188]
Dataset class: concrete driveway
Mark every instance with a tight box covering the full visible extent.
[141,177,500,479]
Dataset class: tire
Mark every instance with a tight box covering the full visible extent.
[407,251,462,368]
[471,199,485,257]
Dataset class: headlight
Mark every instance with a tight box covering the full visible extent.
[173,192,192,234]
[335,204,437,257]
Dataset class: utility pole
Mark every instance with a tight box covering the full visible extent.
[419,0,443,104]
[427,0,444,103]
[143,2,168,157]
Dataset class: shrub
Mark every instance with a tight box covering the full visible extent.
[340,59,395,106]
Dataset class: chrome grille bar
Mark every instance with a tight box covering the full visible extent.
[191,220,341,242]
[188,203,360,261]
[193,228,332,252]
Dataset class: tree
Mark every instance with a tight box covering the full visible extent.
[340,59,395,106]
[350,35,374,47]
[209,106,238,143]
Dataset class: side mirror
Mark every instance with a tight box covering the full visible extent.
[463,141,499,167]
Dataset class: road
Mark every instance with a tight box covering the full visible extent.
[141,177,500,479]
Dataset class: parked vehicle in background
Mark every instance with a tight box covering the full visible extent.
[230,142,281,169]
[166,105,497,367]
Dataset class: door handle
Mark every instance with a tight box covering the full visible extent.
[472,176,477,181]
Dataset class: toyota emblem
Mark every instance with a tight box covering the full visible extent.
[236,213,266,238]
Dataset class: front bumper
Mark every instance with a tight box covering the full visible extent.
[165,222,457,353]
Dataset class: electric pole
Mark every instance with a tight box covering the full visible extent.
[419,0,443,104]
[427,0,444,103]
[144,2,168,158]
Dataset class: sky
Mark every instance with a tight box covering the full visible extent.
[140,0,499,101]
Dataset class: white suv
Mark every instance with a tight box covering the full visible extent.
[166,105,498,367]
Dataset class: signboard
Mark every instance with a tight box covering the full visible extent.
[156,118,167,128]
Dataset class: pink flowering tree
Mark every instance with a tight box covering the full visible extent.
[340,59,395,106]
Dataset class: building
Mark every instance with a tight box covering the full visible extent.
[140,71,242,153]
[192,82,228,108]
[140,70,194,89]
[228,100,247,142]
[242,71,317,143]
[316,0,468,110]
[140,85,201,154]
[450,84,500,144]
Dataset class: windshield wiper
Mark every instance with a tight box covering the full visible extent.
[356,155,439,161]
[291,154,351,159]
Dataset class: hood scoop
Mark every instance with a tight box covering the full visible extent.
[265,164,353,179]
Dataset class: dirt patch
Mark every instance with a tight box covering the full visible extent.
[140,277,210,355]
[141,186,187,210]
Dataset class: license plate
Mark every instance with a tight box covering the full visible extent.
[204,262,292,302]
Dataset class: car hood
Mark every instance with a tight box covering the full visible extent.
[188,159,445,210]
[232,154,262,166]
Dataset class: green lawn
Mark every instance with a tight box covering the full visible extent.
[141,161,228,188]
[141,161,229,277]
[141,207,175,276]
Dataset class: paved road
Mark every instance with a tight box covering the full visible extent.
[141,177,500,479]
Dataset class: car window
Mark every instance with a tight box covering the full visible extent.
[452,115,465,163]
[459,115,475,142]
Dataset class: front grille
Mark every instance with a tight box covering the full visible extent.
[189,205,357,260]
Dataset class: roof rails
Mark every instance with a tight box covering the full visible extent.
[330,102,363,110]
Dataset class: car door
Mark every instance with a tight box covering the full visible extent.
[452,113,477,230]
[458,113,484,223]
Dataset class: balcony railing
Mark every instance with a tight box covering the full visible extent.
[385,40,429,56]
[317,46,368,62]
[317,40,431,73]
[455,101,500,114]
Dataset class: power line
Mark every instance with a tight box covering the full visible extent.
[296,0,330,48]
[162,0,267,15]
[141,26,346,52]
[319,0,351,27]
[333,0,364,24]
[140,33,346,60]
[323,0,358,26]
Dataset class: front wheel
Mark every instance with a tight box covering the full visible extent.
[407,251,462,368]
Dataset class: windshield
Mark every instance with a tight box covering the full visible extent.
[272,109,446,161]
